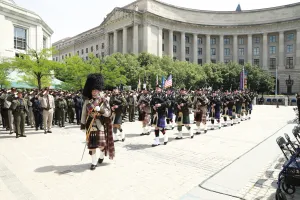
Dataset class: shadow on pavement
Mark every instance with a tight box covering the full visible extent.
[34,163,110,174]
[123,143,153,151]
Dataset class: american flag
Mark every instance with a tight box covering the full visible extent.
[164,75,172,88]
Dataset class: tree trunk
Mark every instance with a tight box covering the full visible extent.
[36,73,42,90]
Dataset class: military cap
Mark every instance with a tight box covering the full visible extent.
[17,89,23,93]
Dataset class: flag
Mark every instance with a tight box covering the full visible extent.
[137,77,141,91]
[156,74,158,85]
[164,75,172,88]
[162,76,165,88]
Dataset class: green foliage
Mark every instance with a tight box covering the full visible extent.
[3,47,62,90]
[0,60,11,88]
[54,52,274,93]
[19,71,51,88]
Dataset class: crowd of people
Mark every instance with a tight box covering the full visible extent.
[0,75,257,170]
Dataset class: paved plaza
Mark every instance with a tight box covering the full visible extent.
[0,105,298,200]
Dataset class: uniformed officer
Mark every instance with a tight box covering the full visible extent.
[11,89,28,138]
[57,92,67,127]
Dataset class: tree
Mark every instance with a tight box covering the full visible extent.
[6,48,62,90]
[0,60,11,88]
[19,71,52,88]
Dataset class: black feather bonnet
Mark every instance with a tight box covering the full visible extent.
[82,73,104,99]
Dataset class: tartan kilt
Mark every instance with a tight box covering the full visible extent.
[167,107,173,119]
[195,111,206,123]
[113,113,122,124]
[236,104,242,114]
[176,112,190,125]
[138,111,146,121]
[241,103,246,113]
[151,114,166,128]
[228,108,233,117]
[87,130,106,149]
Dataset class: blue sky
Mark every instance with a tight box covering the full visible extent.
[14,0,300,43]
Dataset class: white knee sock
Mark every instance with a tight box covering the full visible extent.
[164,134,168,143]
[197,126,201,132]
[178,131,182,138]
[99,150,104,159]
[91,153,97,165]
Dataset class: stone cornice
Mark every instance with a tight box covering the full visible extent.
[0,1,53,34]
[145,12,300,35]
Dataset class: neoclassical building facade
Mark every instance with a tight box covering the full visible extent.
[53,0,300,93]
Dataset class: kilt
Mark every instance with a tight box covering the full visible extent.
[112,113,122,124]
[143,113,150,124]
[241,103,246,113]
[195,111,206,123]
[215,111,221,120]
[228,108,233,117]
[152,114,166,128]
[167,107,173,119]
[176,112,190,125]
[236,104,242,114]
[138,111,145,121]
[248,104,253,110]
[87,130,106,149]
[223,107,229,116]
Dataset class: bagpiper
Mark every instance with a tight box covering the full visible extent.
[137,88,152,136]
[193,89,209,134]
[175,88,193,139]
[80,73,115,170]
[165,88,175,130]
[209,91,222,129]
[150,85,170,146]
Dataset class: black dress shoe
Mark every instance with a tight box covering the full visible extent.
[140,133,145,136]
[62,126,65,127]
[175,137,183,140]
[152,144,160,147]
[231,124,233,126]
[98,158,104,164]
[40,127,43,130]
[90,165,97,170]
[35,127,38,131]
[146,132,151,135]
[191,135,194,139]
[164,142,168,145]
[9,131,13,135]
[44,131,47,134]
[204,130,207,133]
[122,138,125,142]
[47,131,52,133]
[195,132,201,135]
[20,135,27,137]
[16,134,19,138]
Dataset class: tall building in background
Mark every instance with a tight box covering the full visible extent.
[53,0,300,93]
[0,0,53,59]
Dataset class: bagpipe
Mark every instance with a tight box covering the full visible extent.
[175,95,190,115]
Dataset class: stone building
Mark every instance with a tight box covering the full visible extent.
[52,0,300,93]
[0,0,53,59]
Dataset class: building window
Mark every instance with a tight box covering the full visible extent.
[225,59,230,64]
[254,59,260,66]
[198,48,202,55]
[101,43,104,49]
[162,32,164,39]
[62,55,64,60]
[239,48,244,56]
[198,59,202,65]
[56,57,58,61]
[86,56,88,60]
[270,58,276,69]
[65,54,67,58]
[96,53,99,58]
[43,37,47,49]
[224,48,230,56]
[211,59,216,63]
[239,38,244,45]
[211,48,216,55]
[162,44,164,52]
[269,35,276,43]
[14,27,27,50]
[173,35,177,42]
[239,59,244,65]
[198,37,202,44]
[81,49,84,55]
[77,51,79,55]
[101,52,104,58]
[287,45,293,53]
[270,46,276,54]
[86,48,88,53]
[253,47,260,55]
[254,37,260,44]
[286,57,294,68]
[185,47,190,54]
[173,57,177,61]
[287,33,294,41]
[69,53,71,57]
[96,45,99,50]
[91,46,94,52]
[185,36,190,43]
[210,38,216,45]
[173,45,177,53]
[224,38,230,45]
[185,58,190,62]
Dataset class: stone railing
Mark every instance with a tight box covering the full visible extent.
[255,95,297,106]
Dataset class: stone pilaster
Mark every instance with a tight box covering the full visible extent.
[247,34,252,65]
[206,34,211,63]
[181,32,185,61]
[193,33,198,63]
[233,35,238,63]
[122,27,127,54]
[133,24,139,55]
[113,30,118,53]
[219,35,224,63]
[158,27,163,57]
[169,30,173,58]
[263,33,268,70]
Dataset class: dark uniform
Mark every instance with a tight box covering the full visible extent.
[11,90,28,138]
[126,92,136,122]
[31,94,43,131]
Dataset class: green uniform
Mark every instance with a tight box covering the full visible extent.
[57,98,67,127]
[67,97,75,123]
[11,98,28,137]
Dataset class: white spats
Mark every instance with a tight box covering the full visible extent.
[114,133,120,141]
[204,124,207,131]
[91,153,98,165]
[121,131,125,140]
[189,128,193,138]
[99,150,104,159]
[164,134,168,143]
[153,137,160,146]
[177,131,183,138]
[197,126,201,133]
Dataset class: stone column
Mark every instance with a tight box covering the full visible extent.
[263,33,268,69]
[233,35,238,63]
[143,24,150,52]
[169,30,173,58]
[158,27,163,57]
[113,30,118,53]
[247,34,252,65]
[296,29,300,66]
[206,34,211,63]
[278,31,284,69]
[181,32,185,61]
[133,24,139,55]
[122,27,127,54]
[219,35,224,63]
[105,33,109,55]
[193,33,198,63]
